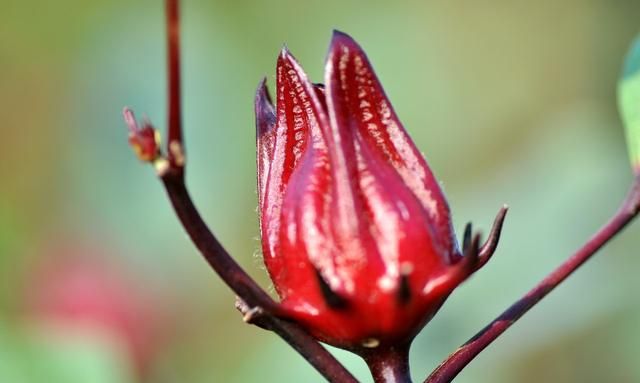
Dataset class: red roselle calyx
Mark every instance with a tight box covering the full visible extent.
[256,31,507,350]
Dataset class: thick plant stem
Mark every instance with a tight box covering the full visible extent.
[425,177,640,383]
[363,345,413,383]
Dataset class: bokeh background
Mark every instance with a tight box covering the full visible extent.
[2,0,640,382]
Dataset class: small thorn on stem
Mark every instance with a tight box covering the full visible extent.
[243,306,265,323]
[235,297,266,324]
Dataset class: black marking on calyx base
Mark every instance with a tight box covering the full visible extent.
[315,269,348,310]
[397,274,412,305]
[462,222,472,253]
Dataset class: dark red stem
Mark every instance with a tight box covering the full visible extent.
[363,345,412,383]
[425,177,640,383]
[162,175,275,309]
[166,0,183,170]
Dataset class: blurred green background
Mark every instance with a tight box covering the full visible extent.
[2,0,640,382]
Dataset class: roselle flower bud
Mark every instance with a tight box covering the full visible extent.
[256,31,504,350]
[123,107,161,163]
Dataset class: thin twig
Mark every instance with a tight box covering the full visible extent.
[425,177,640,383]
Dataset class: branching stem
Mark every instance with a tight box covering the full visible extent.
[425,177,640,383]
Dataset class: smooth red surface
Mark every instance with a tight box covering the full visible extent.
[256,32,487,349]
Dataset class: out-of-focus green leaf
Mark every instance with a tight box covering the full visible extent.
[0,324,136,383]
[619,34,640,172]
